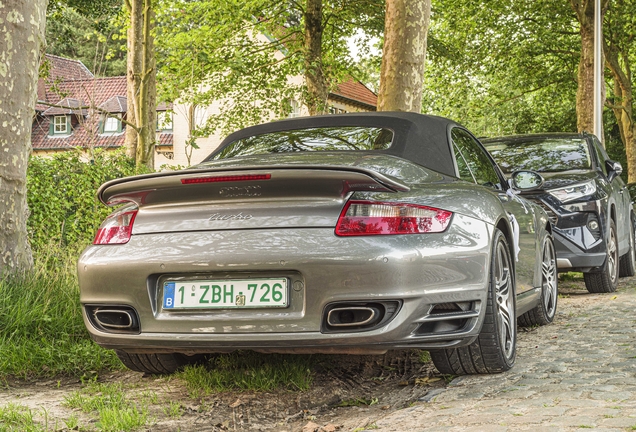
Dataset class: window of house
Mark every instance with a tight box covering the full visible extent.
[289,100,301,118]
[328,106,347,114]
[193,105,208,130]
[103,116,120,133]
[157,111,173,131]
[53,115,68,134]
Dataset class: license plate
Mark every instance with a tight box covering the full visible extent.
[162,278,288,309]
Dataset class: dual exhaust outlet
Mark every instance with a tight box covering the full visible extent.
[326,306,379,327]
[88,302,401,335]
[86,305,140,334]
[323,301,401,333]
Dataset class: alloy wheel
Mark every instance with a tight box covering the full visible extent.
[495,241,515,360]
[608,225,618,284]
[541,238,558,319]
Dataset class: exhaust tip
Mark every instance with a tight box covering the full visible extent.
[85,305,140,334]
[322,301,401,333]
[327,307,377,327]
[94,309,134,329]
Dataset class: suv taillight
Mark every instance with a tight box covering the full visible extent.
[335,201,452,236]
[93,206,138,245]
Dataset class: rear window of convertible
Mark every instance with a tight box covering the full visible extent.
[212,126,394,160]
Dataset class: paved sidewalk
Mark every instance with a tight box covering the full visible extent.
[373,278,636,431]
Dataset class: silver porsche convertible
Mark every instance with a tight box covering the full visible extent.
[79,112,557,376]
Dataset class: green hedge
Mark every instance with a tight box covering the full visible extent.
[27,149,140,251]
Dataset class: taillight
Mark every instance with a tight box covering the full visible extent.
[93,206,138,245]
[335,201,452,236]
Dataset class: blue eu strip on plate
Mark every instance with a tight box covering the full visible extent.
[163,282,175,309]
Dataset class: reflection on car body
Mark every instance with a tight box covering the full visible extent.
[79,113,558,376]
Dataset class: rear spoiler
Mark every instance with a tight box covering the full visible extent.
[98,165,410,206]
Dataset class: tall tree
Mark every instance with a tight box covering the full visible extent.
[125,0,156,171]
[604,0,636,181]
[570,0,609,135]
[377,0,431,112]
[304,0,328,115]
[0,0,47,274]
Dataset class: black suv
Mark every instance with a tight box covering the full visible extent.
[482,133,635,293]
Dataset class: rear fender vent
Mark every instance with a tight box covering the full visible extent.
[414,301,479,335]
[322,301,401,333]
[85,305,141,334]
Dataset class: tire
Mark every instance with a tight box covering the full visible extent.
[115,350,203,374]
[584,219,619,293]
[518,234,557,327]
[430,229,516,375]
[619,217,636,277]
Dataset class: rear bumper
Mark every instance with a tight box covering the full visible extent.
[79,214,494,353]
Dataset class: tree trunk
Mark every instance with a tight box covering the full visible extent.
[605,43,635,181]
[304,0,328,115]
[570,0,606,137]
[0,0,45,274]
[377,0,431,112]
[125,0,156,171]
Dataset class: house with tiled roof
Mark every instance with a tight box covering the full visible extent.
[33,55,173,159]
[33,54,376,169]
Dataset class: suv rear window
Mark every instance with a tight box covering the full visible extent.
[484,138,591,173]
[212,126,394,160]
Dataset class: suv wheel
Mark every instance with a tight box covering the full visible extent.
[584,219,619,293]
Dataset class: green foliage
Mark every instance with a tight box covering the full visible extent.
[177,352,314,396]
[46,2,126,77]
[26,149,139,252]
[421,0,580,136]
[155,0,383,136]
[0,246,122,378]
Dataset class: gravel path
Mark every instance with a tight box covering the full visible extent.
[371,277,636,431]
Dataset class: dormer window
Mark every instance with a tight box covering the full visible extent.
[104,116,120,133]
[53,115,69,134]
[100,115,122,134]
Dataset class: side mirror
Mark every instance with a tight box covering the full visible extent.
[511,170,545,191]
[606,160,623,182]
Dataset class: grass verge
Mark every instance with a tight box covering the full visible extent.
[0,246,122,379]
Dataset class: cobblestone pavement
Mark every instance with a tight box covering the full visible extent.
[372,277,636,432]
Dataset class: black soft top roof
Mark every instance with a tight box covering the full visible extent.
[204,112,459,177]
